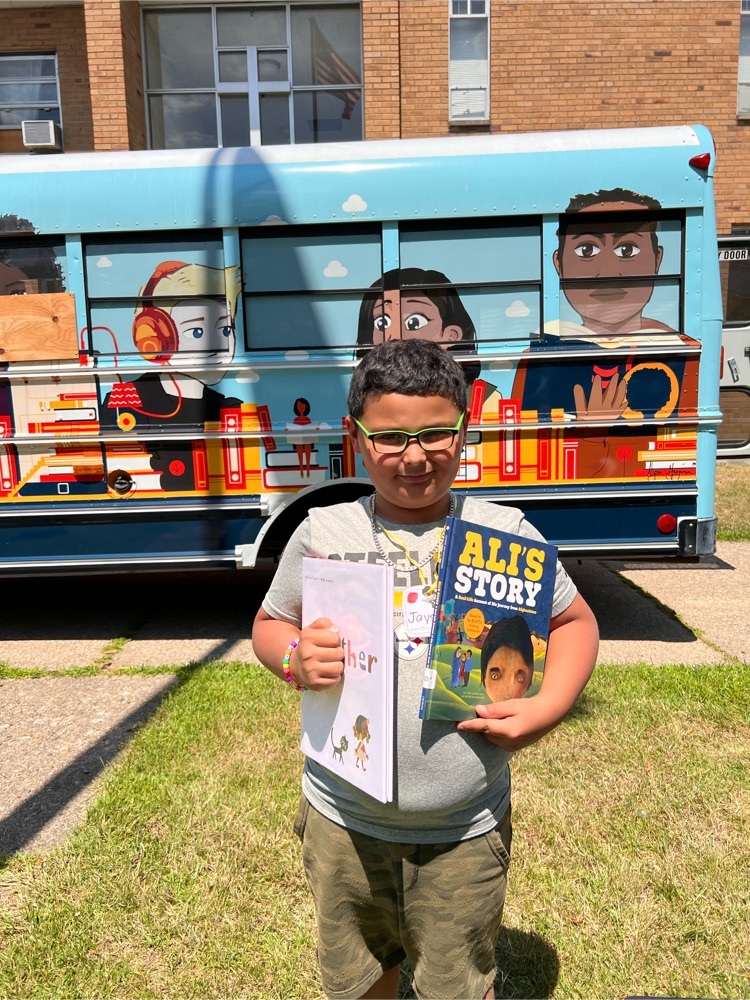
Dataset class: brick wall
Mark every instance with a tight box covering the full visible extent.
[481,1,745,233]
[121,1,148,150]
[0,5,93,153]
[83,0,146,151]
[3,0,750,232]
[362,0,401,140]
[362,0,750,233]
[398,0,449,138]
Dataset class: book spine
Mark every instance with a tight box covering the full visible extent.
[418,516,455,720]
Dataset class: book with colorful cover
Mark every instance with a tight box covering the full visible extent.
[301,556,395,803]
[419,516,558,721]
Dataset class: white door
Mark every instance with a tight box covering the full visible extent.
[718,239,750,457]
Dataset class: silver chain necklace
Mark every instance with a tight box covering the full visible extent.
[368,491,455,571]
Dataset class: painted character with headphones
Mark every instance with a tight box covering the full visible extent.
[101,261,243,493]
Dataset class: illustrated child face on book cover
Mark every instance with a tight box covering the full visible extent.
[480,615,534,702]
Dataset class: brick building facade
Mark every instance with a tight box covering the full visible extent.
[0,0,748,234]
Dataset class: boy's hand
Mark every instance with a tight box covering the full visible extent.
[294,617,345,691]
[456,694,561,751]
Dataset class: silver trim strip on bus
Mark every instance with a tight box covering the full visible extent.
[0,483,698,521]
[5,414,720,448]
[0,342,702,383]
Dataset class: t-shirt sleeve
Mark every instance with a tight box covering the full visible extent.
[260,517,312,627]
[517,515,577,619]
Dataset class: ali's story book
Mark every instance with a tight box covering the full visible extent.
[419,516,558,721]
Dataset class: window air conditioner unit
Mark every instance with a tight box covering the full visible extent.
[21,120,63,152]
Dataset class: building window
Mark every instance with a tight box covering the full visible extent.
[0,54,61,129]
[144,3,362,149]
[449,0,489,122]
[740,0,750,115]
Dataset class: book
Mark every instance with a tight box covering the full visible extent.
[301,556,395,803]
[419,516,558,721]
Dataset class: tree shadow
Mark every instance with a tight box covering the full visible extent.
[0,661,205,862]
[397,926,559,998]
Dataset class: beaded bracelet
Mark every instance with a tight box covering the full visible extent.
[282,639,304,690]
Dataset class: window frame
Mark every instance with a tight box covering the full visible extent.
[448,0,489,124]
[739,0,750,117]
[142,2,363,149]
[0,53,61,131]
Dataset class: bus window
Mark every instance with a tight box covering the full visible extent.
[0,230,75,362]
[243,223,380,352]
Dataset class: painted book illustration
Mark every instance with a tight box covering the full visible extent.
[301,556,395,803]
[419,516,558,721]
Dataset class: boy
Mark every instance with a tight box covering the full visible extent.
[252,339,598,1000]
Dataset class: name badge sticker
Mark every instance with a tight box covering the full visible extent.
[402,585,435,639]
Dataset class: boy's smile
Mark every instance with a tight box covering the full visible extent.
[347,392,466,524]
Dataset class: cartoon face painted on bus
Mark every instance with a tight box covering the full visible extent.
[356,267,480,390]
[357,268,476,349]
[511,188,700,480]
[554,188,670,336]
[130,260,241,382]
[0,262,30,296]
[101,261,243,493]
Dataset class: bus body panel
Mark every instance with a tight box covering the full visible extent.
[0,126,721,574]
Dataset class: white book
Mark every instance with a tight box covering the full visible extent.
[301,556,395,803]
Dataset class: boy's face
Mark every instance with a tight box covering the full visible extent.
[554,202,663,333]
[347,392,465,523]
[483,646,533,702]
[371,290,463,344]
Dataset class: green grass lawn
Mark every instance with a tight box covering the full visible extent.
[1,661,748,1000]
[716,459,750,540]
[0,462,748,998]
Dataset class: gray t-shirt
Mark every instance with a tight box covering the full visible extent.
[262,494,577,843]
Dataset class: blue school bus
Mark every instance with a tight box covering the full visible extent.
[0,125,722,574]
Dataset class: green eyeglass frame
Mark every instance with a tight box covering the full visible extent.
[353,412,465,454]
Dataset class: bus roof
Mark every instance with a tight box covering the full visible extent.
[0,124,714,235]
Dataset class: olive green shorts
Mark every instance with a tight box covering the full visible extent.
[293,796,512,1000]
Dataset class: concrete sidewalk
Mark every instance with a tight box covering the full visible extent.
[1,544,747,855]
[566,540,749,665]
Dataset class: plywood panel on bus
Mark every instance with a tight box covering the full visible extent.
[0,293,78,361]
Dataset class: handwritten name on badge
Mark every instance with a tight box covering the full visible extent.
[402,586,435,639]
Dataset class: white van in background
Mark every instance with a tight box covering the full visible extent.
[718,237,750,458]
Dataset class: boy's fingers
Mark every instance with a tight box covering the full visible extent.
[307,617,334,628]
[304,645,344,665]
[301,620,343,648]
[302,655,345,689]
[474,700,519,719]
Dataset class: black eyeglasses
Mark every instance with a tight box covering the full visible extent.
[353,413,465,455]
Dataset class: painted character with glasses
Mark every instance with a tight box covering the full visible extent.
[252,339,598,1000]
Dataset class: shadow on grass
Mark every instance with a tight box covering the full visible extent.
[397,926,559,998]
[0,661,206,865]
